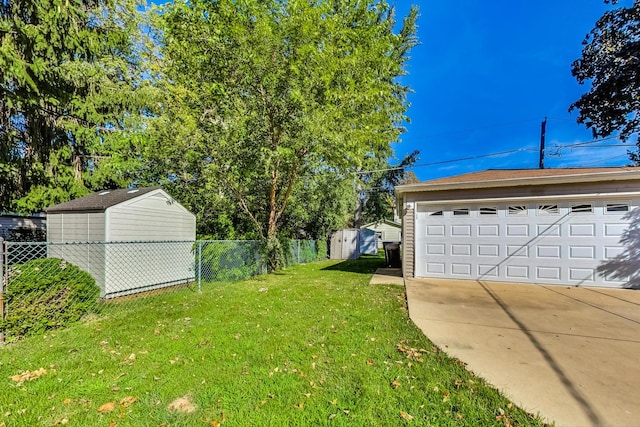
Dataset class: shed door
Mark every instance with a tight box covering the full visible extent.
[414,200,635,287]
[341,229,360,260]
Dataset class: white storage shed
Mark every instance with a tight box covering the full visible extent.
[397,167,640,289]
[330,229,360,260]
[46,187,196,298]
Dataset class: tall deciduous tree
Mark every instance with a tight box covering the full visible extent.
[360,150,419,225]
[0,0,154,212]
[570,0,640,161]
[157,0,418,268]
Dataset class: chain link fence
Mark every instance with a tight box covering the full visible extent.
[0,239,325,343]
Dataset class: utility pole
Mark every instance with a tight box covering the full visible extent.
[539,117,547,169]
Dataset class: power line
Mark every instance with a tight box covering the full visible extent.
[357,135,634,175]
[553,135,620,148]
[357,147,537,175]
[582,153,630,167]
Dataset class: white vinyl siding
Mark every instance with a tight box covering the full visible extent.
[106,192,195,242]
[47,212,105,243]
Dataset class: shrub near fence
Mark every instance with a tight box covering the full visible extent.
[1,239,327,342]
[0,258,100,341]
[196,240,266,282]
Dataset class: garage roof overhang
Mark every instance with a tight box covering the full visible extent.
[396,168,640,195]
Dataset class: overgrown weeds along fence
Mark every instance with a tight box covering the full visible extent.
[0,239,327,343]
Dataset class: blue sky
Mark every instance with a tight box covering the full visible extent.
[392,1,635,181]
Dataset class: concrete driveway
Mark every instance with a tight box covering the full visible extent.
[405,278,640,427]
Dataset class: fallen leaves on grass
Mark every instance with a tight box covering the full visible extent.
[121,353,136,365]
[496,408,513,427]
[396,344,426,362]
[120,396,137,408]
[209,412,226,425]
[97,396,137,414]
[10,368,47,385]
[391,380,401,389]
[168,395,196,414]
[400,411,414,421]
[98,402,116,413]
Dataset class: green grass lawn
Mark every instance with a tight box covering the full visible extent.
[0,256,547,426]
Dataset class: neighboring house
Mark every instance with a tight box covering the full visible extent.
[396,167,640,289]
[46,187,196,298]
[0,213,46,241]
[363,219,402,248]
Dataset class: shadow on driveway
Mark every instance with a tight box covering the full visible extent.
[405,278,640,427]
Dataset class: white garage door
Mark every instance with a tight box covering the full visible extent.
[414,199,636,287]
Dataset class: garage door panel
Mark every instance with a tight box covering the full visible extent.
[451,263,472,276]
[605,223,626,236]
[478,244,499,256]
[537,266,561,280]
[478,264,499,277]
[604,246,624,259]
[426,243,445,255]
[507,245,529,257]
[569,223,596,237]
[451,225,471,236]
[506,265,529,279]
[537,245,561,258]
[478,224,499,236]
[569,246,596,259]
[537,224,561,236]
[451,244,471,256]
[507,224,529,236]
[427,225,445,236]
[569,268,596,282]
[426,262,445,274]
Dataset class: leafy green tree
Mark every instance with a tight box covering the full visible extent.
[360,150,419,225]
[157,0,418,269]
[278,169,357,240]
[570,0,640,161]
[0,0,154,212]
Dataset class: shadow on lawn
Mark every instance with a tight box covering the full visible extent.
[321,255,384,274]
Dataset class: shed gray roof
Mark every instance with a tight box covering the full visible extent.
[46,187,161,213]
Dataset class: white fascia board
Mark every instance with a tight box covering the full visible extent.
[414,191,640,206]
[396,170,640,194]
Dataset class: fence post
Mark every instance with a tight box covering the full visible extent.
[197,241,202,293]
[297,240,301,264]
[0,238,5,345]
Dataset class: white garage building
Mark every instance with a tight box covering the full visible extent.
[396,168,640,288]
